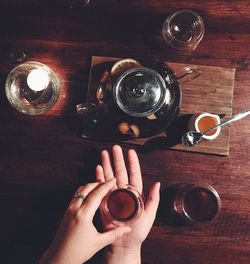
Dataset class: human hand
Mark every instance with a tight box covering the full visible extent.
[39,179,132,264]
[96,145,160,264]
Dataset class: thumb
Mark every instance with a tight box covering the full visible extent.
[98,227,131,248]
[145,182,161,218]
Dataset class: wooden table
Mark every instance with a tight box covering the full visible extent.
[1,1,250,263]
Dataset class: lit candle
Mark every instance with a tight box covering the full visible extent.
[27,69,50,91]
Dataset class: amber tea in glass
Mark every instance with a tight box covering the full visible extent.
[101,185,144,226]
[173,184,221,225]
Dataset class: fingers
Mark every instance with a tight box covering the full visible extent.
[69,182,101,209]
[112,145,128,187]
[81,178,116,219]
[101,150,114,181]
[144,182,161,219]
[128,149,142,193]
[98,226,131,249]
[96,165,105,182]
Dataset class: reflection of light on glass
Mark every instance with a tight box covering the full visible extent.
[165,89,170,104]
[173,25,180,32]
[27,69,50,91]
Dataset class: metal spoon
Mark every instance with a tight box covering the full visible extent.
[182,109,250,147]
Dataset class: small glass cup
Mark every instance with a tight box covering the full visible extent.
[162,9,205,51]
[5,61,60,115]
[173,184,221,225]
[100,185,144,226]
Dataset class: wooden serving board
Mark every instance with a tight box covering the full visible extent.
[86,56,235,156]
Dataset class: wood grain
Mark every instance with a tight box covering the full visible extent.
[0,1,250,264]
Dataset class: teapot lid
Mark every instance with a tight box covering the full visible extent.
[113,67,167,117]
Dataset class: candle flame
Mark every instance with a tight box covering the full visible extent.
[27,69,50,91]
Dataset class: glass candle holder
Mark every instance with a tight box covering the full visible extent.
[101,185,144,226]
[162,9,205,51]
[5,61,60,115]
[173,184,221,225]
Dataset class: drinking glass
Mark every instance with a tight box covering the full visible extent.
[162,9,205,51]
[5,61,60,115]
[173,184,221,225]
[100,185,144,226]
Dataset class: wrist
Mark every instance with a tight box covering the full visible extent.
[104,245,141,264]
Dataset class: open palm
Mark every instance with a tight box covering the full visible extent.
[96,145,160,250]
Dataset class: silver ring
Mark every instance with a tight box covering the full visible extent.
[73,192,87,200]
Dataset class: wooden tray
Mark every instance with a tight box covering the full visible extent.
[85,56,235,156]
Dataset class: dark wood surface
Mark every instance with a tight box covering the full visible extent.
[1,1,250,263]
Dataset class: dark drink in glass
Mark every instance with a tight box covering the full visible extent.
[173,184,221,225]
[101,185,144,226]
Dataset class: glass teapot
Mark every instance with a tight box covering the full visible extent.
[78,57,201,138]
[99,58,201,121]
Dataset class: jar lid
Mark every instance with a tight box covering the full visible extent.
[113,67,167,117]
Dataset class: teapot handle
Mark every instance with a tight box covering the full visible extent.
[175,66,202,84]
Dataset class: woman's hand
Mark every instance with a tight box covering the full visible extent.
[39,179,131,264]
[96,145,160,264]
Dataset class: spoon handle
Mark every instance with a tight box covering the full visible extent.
[204,109,250,135]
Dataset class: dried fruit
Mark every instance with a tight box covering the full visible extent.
[130,124,140,137]
[118,122,140,137]
[105,80,113,93]
[100,70,110,84]
[96,84,106,103]
[118,122,130,134]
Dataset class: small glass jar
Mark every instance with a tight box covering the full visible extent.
[173,184,221,225]
[100,185,144,226]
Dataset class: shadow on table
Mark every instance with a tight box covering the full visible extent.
[139,114,192,153]
[143,14,170,52]
[157,185,190,227]
[2,148,104,264]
